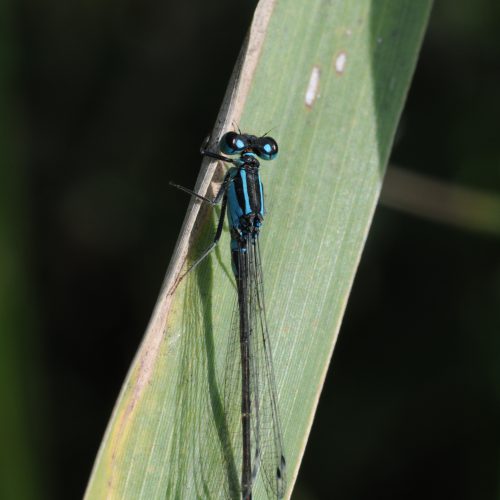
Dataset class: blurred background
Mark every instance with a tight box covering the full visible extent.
[1,0,499,499]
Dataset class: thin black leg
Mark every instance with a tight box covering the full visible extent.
[169,170,233,206]
[169,135,236,282]
[177,193,229,280]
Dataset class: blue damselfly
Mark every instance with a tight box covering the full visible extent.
[171,131,286,499]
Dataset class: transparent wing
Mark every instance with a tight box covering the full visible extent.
[248,237,287,499]
[221,296,245,500]
[222,236,286,499]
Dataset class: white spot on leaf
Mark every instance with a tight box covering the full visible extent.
[305,66,320,108]
[335,51,347,74]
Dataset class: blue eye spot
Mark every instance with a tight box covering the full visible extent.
[255,136,278,160]
[236,139,245,149]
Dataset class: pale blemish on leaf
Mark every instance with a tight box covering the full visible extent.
[305,65,320,108]
[335,51,347,74]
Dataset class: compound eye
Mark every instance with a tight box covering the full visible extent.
[219,132,248,155]
[255,136,278,160]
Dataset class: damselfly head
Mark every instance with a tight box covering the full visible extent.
[219,131,278,161]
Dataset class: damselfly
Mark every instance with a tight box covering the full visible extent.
[171,131,286,499]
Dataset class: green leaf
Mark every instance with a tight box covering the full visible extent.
[85,0,432,498]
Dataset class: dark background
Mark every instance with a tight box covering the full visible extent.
[2,1,500,499]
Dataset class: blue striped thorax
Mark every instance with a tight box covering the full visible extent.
[216,130,278,262]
